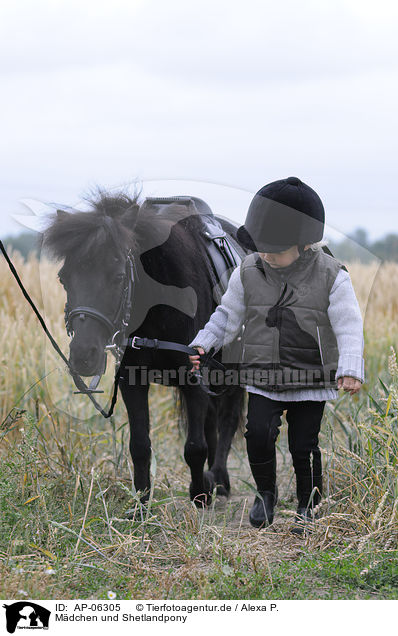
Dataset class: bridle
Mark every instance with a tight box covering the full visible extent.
[64,249,136,367]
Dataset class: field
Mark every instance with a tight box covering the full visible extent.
[1,253,398,600]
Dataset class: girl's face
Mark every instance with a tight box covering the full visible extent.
[260,245,308,268]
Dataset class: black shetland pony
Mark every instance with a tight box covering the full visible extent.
[43,192,246,507]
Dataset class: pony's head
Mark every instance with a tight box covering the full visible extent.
[43,192,139,376]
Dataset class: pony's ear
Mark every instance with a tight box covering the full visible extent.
[121,203,140,229]
[56,209,69,219]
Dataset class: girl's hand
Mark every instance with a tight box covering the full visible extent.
[189,347,205,372]
[337,376,362,395]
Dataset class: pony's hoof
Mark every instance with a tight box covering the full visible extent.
[124,489,150,519]
[209,466,230,497]
[190,471,215,508]
[215,484,229,497]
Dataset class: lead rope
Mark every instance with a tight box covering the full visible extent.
[0,240,120,418]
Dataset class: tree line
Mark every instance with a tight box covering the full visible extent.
[327,228,398,264]
[1,228,398,263]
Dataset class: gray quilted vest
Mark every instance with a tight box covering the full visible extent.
[239,248,344,391]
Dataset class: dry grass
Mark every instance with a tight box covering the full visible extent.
[349,261,398,341]
[1,254,398,599]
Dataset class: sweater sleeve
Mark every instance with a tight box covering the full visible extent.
[189,266,245,353]
[327,269,365,382]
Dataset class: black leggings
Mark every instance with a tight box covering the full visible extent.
[244,393,325,489]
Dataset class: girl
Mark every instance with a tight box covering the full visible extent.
[188,177,364,531]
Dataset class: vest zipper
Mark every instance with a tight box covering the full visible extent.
[271,281,285,389]
[316,325,324,366]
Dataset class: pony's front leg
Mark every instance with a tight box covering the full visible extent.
[180,384,215,507]
[119,378,151,503]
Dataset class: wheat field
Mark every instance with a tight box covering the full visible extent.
[1,253,398,599]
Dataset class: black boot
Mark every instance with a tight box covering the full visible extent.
[291,473,322,535]
[249,488,278,528]
[248,457,277,528]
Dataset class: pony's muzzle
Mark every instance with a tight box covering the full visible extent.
[69,340,107,377]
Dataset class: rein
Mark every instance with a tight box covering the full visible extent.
[126,337,226,397]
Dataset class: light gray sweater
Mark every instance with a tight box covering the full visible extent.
[189,258,365,401]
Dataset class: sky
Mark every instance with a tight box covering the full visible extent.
[0,0,397,241]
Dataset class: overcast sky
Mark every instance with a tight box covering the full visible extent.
[1,0,397,240]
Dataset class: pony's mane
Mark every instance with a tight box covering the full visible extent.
[43,190,207,265]
[43,191,140,263]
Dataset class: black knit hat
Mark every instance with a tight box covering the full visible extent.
[237,176,325,253]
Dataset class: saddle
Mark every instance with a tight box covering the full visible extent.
[144,196,244,302]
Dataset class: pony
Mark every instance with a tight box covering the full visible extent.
[43,191,246,506]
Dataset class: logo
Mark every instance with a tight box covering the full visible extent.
[297,284,310,297]
[3,603,51,633]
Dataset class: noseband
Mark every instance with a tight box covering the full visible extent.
[64,249,136,363]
